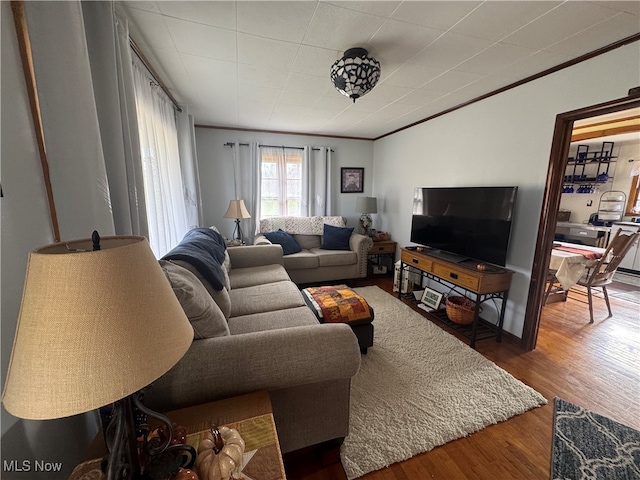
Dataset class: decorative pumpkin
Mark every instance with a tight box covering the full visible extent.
[195,426,245,480]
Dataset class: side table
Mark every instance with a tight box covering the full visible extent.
[368,240,397,275]
[70,391,286,480]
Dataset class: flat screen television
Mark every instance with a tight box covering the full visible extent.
[410,186,518,266]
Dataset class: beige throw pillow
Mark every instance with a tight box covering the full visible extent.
[160,260,230,339]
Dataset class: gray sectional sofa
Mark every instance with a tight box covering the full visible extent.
[145,228,362,454]
[254,216,373,284]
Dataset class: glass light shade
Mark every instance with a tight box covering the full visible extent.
[330,48,381,102]
[2,236,193,420]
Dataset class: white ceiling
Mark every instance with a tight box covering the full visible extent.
[118,1,640,140]
[575,132,640,145]
[573,107,640,145]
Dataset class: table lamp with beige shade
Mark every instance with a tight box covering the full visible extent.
[223,199,251,245]
[2,233,195,480]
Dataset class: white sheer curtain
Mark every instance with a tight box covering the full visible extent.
[261,146,287,214]
[301,147,312,215]
[24,1,116,239]
[325,147,334,215]
[132,58,189,257]
[84,4,148,238]
[24,1,151,241]
[176,106,202,230]
[259,146,306,218]
[232,142,260,241]
[302,146,334,216]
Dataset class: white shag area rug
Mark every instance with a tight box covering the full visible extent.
[341,286,547,479]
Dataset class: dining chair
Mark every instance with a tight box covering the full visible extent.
[543,269,563,305]
[575,229,640,323]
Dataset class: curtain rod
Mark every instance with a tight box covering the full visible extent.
[224,142,333,152]
[130,38,182,113]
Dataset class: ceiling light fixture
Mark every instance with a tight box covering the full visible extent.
[330,48,381,103]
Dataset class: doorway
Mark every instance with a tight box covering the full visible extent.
[521,93,640,351]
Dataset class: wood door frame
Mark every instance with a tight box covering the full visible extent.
[521,93,640,351]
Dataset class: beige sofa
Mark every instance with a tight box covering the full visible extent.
[145,228,362,454]
[254,216,373,284]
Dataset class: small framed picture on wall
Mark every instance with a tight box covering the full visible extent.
[341,167,364,193]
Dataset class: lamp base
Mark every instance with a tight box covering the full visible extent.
[359,214,372,236]
[103,390,195,480]
[232,219,245,244]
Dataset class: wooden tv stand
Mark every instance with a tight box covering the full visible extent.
[398,248,514,348]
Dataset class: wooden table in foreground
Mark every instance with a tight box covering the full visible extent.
[71,391,286,480]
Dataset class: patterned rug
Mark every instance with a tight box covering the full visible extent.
[551,398,640,480]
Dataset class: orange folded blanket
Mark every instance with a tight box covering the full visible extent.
[303,284,372,323]
[554,246,602,260]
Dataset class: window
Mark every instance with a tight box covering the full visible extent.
[260,147,303,218]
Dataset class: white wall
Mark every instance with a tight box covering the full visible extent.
[1,0,55,436]
[373,42,640,338]
[195,128,374,239]
[1,4,100,477]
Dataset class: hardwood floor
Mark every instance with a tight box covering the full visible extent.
[284,275,640,480]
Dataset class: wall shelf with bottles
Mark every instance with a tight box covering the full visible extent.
[564,141,617,185]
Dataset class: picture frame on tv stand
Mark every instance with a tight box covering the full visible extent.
[421,287,443,310]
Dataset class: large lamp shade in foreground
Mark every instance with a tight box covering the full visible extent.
[2,235,193,420]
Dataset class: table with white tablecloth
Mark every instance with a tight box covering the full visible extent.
[549,241,606,290]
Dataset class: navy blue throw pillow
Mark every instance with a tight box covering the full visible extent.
[264,229,301,255]
[321,224,354,250]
